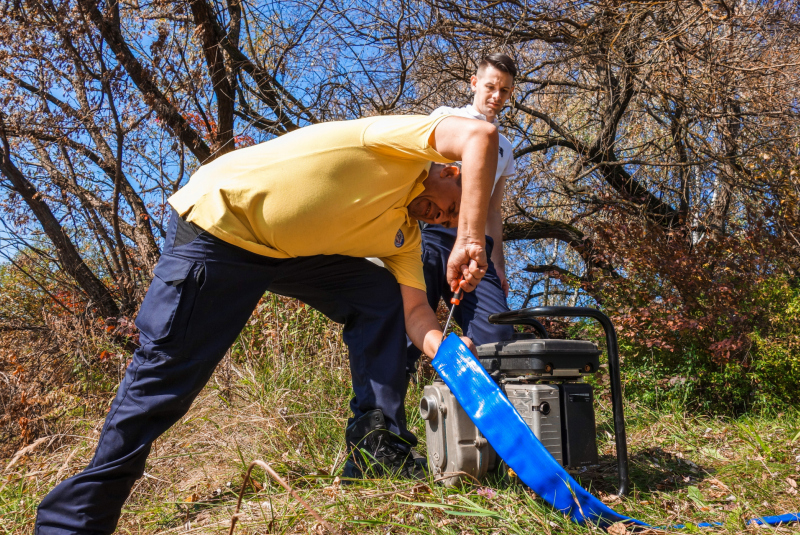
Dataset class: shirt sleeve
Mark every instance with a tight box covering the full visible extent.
[362,114,454,163]
[430,106,457,117]
[500,133,516,178]
[503,153,516,177]
[380,248,426,291]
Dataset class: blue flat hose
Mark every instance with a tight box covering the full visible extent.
[432,334,800,529]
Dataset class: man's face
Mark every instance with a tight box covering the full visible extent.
[470,65,514,121]
[408,165,462,228]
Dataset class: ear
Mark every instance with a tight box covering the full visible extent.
[470,74,478,92]
[441,164,461,180]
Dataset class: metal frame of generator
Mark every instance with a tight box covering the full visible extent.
[420,307,630,496]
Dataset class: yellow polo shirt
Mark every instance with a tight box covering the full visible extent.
[168,114,454,291]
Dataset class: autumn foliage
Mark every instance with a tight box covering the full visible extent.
[593,203,800,411]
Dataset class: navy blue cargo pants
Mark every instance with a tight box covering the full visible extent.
[406,224,513,372]
[36,211,410,535]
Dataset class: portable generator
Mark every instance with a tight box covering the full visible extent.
[421,306,629,494]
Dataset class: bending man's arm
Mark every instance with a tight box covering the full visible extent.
[430,116,499,294]
[401,285,475,357]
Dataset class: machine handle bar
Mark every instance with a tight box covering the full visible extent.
[488,306,630,497]
[488,313,549,338]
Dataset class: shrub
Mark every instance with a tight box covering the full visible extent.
[594,216,800,413]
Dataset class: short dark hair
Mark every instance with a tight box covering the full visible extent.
[478,53,518,79]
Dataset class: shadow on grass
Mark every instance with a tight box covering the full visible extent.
[571,448,714,496]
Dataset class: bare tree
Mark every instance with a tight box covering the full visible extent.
[422,0,800,305]
[1,0,798,320]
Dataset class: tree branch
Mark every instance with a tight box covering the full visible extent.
[524,264,581,280]
[0,115,119,317]
[503,220,617,276]
[76,0,213,163]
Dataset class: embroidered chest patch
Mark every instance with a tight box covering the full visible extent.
[395,229,405,247]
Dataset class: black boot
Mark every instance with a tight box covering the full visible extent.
[342,409,427,481]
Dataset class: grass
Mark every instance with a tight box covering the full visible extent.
[2,296,800,534]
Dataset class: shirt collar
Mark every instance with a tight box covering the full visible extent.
[465,104,498,125]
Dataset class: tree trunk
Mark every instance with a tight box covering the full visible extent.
[0,138,119,318]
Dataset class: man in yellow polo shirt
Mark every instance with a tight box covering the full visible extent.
[36,114,498,534]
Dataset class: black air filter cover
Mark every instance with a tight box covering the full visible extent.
[476,339,601,375]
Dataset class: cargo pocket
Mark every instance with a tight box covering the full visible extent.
[135,254,199,345]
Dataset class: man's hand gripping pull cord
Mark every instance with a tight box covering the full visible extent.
[438,241,486,355]
[446,240,488,294]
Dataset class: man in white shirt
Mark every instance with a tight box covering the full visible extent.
[408,53,518,373]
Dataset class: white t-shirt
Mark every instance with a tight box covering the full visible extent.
[430,105,516,194]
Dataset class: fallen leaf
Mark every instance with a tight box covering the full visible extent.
[707,478,731,492]
[608,522,628,534]
[411,482,432,495]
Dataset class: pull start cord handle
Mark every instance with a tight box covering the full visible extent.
[441,277,464,341]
